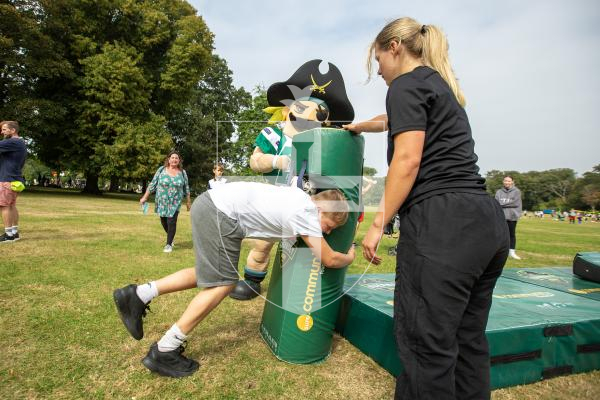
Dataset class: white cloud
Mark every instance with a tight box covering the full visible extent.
[190,0,600,176]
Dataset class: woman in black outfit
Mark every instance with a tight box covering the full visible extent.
[344,17,509,400]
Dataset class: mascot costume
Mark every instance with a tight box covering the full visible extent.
[229,59,354,300]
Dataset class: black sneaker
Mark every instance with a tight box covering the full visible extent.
[229,280,261,301]
[142,342,200,378]
[12,232,20,241]
[113,284,150,340]
[0,233,15,243]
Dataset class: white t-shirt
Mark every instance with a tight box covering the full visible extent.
[207,182,322,240]
[208,177,227,189]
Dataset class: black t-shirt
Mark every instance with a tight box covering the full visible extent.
[0,137,27,183]
[386,66,486,214]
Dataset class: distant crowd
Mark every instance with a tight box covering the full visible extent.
[526,209,599,223]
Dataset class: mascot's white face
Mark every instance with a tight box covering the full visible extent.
[281,100,329,138]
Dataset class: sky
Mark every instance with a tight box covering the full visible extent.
[189,0,600,177]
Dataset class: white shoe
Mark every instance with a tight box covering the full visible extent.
[509,250,521,260]
[163,244,173,253]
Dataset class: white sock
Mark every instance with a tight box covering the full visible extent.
[10,225,18,235]
[5,227,13,237]
[136,282,158,304]
[157,323,187,352]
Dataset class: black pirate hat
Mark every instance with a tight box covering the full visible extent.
[267,59,354,125]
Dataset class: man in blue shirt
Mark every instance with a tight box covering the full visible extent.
[0,121,27,243]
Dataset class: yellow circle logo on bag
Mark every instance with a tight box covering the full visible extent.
[297,314,313,332]
[10,181,25,192]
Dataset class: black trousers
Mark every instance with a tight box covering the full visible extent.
[394,193,509,400]
[160,211,179,245]
[506,220,517,249]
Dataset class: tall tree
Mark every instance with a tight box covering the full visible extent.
[568,164,600,211]
[170,54,251,192]
[2,0,214,193]
[223,86,268,177]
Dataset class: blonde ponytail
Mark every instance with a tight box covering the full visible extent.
[368,17,466,107]
[421,25,466,107]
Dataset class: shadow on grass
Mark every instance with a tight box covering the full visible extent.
[174,240,193,249]
[24,187,142,202]
[26,228,130,242]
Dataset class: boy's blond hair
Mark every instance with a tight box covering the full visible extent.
[312,189,349,226]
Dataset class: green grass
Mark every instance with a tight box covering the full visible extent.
[1,189,599,399]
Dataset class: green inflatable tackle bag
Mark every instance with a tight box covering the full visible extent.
[260,128,365,364]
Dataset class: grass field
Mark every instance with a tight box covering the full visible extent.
[1,188,599,399]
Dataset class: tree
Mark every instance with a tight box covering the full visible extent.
[170,55,252,192]
[568,164,600,211]
[222,86,268,177]
[2,0,213,193]
[363,166,377,177]
[538,169,576,208]
[581,185,600,211]
[0,0,73,171]
[75,42,160,193]
[100,114,173,190]
[22,157,52,184]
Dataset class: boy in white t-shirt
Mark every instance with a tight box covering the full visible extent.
[113,182,354,378]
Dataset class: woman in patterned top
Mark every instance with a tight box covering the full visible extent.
[140,151,191,253]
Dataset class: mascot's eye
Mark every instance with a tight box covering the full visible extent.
[292,102,308,114]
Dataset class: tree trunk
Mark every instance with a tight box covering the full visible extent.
[109,176,119,192]
[82,172,102,195]
[141,179,148,194]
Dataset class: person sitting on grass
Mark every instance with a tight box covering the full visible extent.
[113,181,354,378]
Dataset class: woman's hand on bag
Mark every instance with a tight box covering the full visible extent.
[342,123,362,134]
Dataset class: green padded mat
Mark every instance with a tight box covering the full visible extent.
[578,252,600,264]
[501,267,600,301]
[336,271,600,389]
[573,252,600,283]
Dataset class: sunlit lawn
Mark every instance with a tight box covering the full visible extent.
[1,188,599,399]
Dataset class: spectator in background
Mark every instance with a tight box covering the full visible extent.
[495,176,523,260]
[208,163,227,189]
[140,151,191,253]
[569,209,576,224]
[0,121,27,243]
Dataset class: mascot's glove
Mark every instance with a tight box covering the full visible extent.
[272,155,291,172]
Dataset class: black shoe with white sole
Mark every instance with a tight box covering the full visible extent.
[0,233,15,243]
[142,342,200,378]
